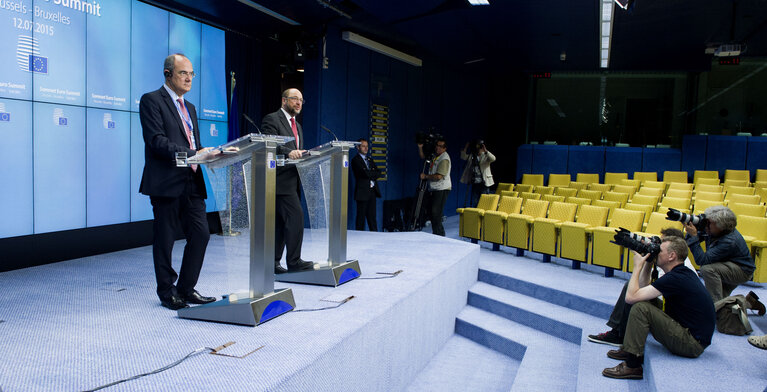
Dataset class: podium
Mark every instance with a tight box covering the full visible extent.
[275,140,362,286]
[176,133,296,326]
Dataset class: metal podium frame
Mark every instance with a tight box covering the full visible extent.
[176,133,296,326]
[275,140,362,287]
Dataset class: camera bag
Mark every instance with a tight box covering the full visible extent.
[714,294,753,336]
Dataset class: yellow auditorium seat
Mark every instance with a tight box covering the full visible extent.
[637,186,664,199]
[505,199,549,250]
[612,184,637,199]
[725,169,751,184]
[534,185,555,195]
[620,179,641,190]
[559,205,610,263]
[624,212,684,272]
[531,201,578,257]
[663,171,689,184]
[589,183,613,193]
[602,191,630,208]
[630,194,660,210]
[658,196,691,214]
[515,184,534,193]
[754,186,767,204]
[457,193,500,239]
[555,187,578,198]
[541,194,565,203]
[495,182,514,194]
[500,190,519,198]
[591,208,645,271]
[667,182,694,192]
[548,173,572,188]
[576,173,600,184]
[519,191,542,202]
[693,170,719,185]
[738,216,767,283]
[568,181,589,191]
[577,189,602,201]
[665,189,693,199]
[482,196,523,245]
[724,179,749,188]
[692,199,723,214]
[624,202,654,227]
[756,169,767,183]
[593,200,621,221]
[566,196,592,208]
[725,193,761,205]
[643,180,666,190]
[634,172,658,183]
[695,177,721,186]
[604,172,628,186]
[694,190,725,203]
[725,185,756,196]
[729,202,767,218]
[695,183,723,194]
[521,173,545,187]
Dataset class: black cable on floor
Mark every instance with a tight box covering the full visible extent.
[359,270,403,280]
[82,347,212,392]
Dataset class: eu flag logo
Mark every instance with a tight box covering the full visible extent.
[107,121,115,129]
[0,113,9,122]
[269,160,276,169]
[29,55,48,74]
[59,117,67,125]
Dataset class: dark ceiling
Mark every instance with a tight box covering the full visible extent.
[147,0,767,72]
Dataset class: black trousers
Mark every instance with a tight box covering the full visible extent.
[429,189,450,236]
[275,192,305,266]
[355,193,378,231]
[150,181,209,301]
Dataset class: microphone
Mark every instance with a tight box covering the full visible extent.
[242,113,262,135]
[320,125,339,141]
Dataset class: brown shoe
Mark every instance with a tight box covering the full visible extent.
[746,291,766,316]
[602,362,643,380]
[607,349,632,361]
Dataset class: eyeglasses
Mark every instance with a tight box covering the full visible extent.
[177,70,196,78]
[286,96,305,104]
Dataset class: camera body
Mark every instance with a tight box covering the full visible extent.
[470,138,485,155]
[611,227,661,261]
[415,130,444,159]
[666,208,708,232]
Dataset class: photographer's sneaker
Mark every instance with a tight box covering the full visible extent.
[588,329,622,346]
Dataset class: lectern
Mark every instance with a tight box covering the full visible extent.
[176,133,296,326]
[275,141,362,286]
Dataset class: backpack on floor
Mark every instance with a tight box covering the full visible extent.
[714,294,753,336]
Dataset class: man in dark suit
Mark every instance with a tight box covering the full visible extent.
[139,53,216,310]
[351,138,381,231]
[261,88,315,274]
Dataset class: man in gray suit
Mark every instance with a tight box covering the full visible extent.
[261,88,315,274]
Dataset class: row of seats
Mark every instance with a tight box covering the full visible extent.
[456,192,767,282]
[519,169,767,187]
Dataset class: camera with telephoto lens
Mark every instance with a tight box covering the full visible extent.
[470,138,485,155]
[611,227,661,260]
[665,208,708,232]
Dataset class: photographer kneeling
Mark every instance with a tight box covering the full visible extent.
[602,236,715,380]
[684,206,759,305]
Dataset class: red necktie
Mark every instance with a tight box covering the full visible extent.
[177,98,197,171]
[290,117,299,147]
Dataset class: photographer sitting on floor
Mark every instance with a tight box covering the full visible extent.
[602,236,716,380]
[684,206,760,307]
[588,228,695,347]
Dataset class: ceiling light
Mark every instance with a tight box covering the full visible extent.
[468,0,490,5]
[341,31,422,67]
[237,0,300,25]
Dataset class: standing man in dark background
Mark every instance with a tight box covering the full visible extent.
[418,137,451,236]
[351,138,381,231]
[261,88,315,274]
[139,53,216,310]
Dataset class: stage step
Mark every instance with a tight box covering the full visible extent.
[405,334,519,392]
[467,281,648,392]
[456,305,580,392]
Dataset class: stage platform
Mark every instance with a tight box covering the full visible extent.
[0,230,479,391]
